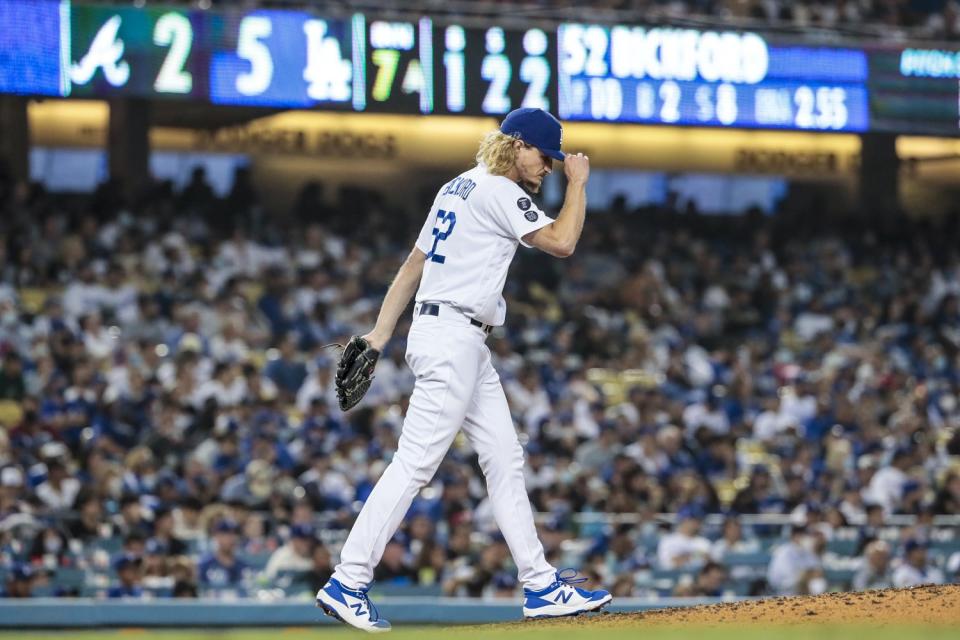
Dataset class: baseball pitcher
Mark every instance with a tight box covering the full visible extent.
[319,108,611,632]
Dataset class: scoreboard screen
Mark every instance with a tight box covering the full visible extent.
[0,0,62,96]
[2,1,960,136]
[361,16,433,113]
[557,24,869,132]
[870,47,960,135]
[208,10,355,109]
[70,6,209,100]
[433,23,555,116]
[70,6,360,109]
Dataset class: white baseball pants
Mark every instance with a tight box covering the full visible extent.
[332,305,556,590]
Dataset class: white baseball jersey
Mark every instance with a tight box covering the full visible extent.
[413,165,553,326]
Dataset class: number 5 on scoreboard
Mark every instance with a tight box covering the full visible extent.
[235,16,274,97]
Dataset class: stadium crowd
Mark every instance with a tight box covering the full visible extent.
[481,0,960,39]
[126,0,960,40]
[0,165,958,600]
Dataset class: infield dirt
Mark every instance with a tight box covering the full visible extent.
[509,584,960,629]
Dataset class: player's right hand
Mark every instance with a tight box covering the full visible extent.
[564,152,590,185]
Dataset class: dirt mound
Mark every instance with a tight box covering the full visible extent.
[519,585,960,629]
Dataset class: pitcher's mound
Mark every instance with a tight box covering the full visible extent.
[522,584,960,629]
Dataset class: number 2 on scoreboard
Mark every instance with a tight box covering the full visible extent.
[153,13,193,94]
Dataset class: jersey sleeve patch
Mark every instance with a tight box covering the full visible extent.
[483,177,552,247]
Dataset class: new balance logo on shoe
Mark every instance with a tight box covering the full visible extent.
[522,569,613,619]
[316,578,391,632]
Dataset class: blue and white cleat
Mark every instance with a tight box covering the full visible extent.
[522,569,613,619]
[316,578,391,633]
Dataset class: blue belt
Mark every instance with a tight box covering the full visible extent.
[419,303,493,334]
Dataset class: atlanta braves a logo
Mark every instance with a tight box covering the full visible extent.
[71,15,131,87]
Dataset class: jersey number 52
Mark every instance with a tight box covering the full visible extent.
[426,209,457,264]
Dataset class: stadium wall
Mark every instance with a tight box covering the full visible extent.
[0,597,724,628]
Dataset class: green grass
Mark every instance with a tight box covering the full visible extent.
[2,626,956,640]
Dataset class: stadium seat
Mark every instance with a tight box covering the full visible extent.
[372,584,444,597]
[827,538,860,556]
[239,552,273,570]
[722,551,772,567]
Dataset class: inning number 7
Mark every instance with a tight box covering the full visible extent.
[426,209,457,264]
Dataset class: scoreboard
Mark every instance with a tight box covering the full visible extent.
[557,24,869,131]
[433,24,555,116]
[62,5,553,117]
[69,8,558,118]
[869,47,960,135]
[3,1,960,135]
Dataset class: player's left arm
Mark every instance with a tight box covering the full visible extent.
[362,247,427,351]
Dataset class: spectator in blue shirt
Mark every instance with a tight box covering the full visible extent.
[264,333,307,399]
[107,553,145,599]
[197,519,248,598]
[0,564,41,598]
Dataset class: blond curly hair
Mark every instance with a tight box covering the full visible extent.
[475,130,521,176]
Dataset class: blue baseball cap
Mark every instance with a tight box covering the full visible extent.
[11,564,39,581]
[904,538,927,554]
[213,519,241,534]
[113,553,142,571]
[145,538,168,555]
[492,571,518,590]
[500,108,565,161]
[677,504,705,522]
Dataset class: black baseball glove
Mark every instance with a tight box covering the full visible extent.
[335,336,380,411]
